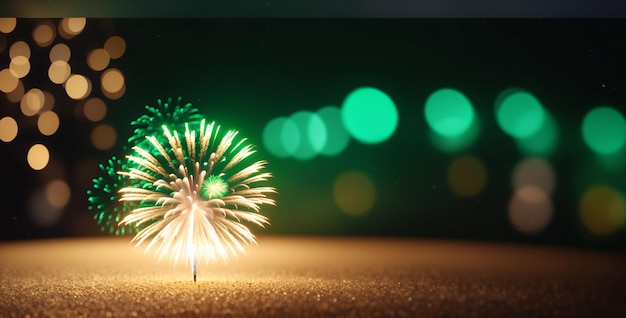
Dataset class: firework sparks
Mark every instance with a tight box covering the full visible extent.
[128,96,203,146]
[88,97,202,236]
[118,120,276,281]
[87,156,139,236]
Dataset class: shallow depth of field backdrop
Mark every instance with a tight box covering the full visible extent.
[1,19,625,251]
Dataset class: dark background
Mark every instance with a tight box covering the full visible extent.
[1,19,625,251]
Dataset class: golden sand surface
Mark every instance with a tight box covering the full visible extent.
[1,237,625,317]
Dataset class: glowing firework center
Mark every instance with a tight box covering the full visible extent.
[201,175,229,200]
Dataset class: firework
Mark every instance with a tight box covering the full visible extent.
[119,120,276,281]
[128,96,204,146]
[87,156,139,236]
[88,97,203,236]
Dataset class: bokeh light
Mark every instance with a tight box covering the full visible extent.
[263,117,292,158]
[262,118,286,157]
[447,155,487,197]
[41,91,55,112]
[263,117,301,158]
[316,106,350,156]
[0,18,17,33]
[20,101,38,117]
[279,117,300,157]
[67,18,86,33]
[9,41,30,59]
[0,116,18,142]
[429,114,480,153]
[579,185,626,236]
[512,157,556,195]
[102,83,126,100]
[87,48,110,71]
[60,18,86,38]
[48,60,71,84]
[289,111,327,160]
[9,55,30,78]
[91,123,117,150]
[333,170,376,215]
[32,21,56,47]
[37,111,60,136]
[515,111,559,156]
[508,186,553,234]
[0,18,134,231]
[100,68,125,94]
[341,87,398,144]
[49,43,71,62]
[58,19,72,39]
[65,74,91,100]
[0,68,19,93]
[581,106,626,155]
[263,111,331,160]
[45,179,71,208]
[20,88,45,116]
[27,144,50,170]
[83,98,107,122]
[495,88,546,139]
[424,88,475,138]
[6,79,24,103]
[307,114,327,155]
[104,36,126,59]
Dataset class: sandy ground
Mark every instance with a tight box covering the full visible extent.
[1,236,625,317]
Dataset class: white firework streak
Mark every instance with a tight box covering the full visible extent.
[118,120,275,279]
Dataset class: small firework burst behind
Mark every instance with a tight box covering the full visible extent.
[119,119,276,281]
[128,96,204,146]
[87,156,139,236]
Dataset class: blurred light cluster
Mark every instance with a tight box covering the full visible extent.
[427,86,624,239]
[495,88,559,156]
[494,90,626,238]
[1,18,624,244]
[263,106,350,160]
[262,86,400,161]
[0,18,127,229]
[263,86,399,215]
[262,83,626,240]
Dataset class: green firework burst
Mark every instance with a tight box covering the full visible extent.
[201,175,229,200]
[89,97,203,235]
[128,96,204,146]
[87,156,140,235]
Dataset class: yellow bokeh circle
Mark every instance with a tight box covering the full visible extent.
[447,155,487,197]
[333,170,376,215]
[580,185,626,236]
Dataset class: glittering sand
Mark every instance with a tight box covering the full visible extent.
[1,237,625,317]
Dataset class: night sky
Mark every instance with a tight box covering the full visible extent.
[1,19,626,251]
